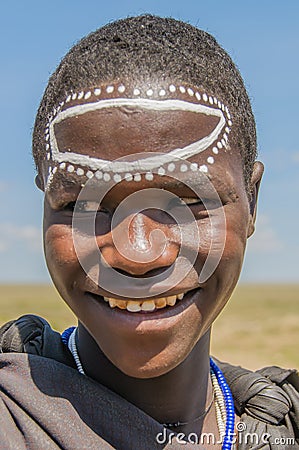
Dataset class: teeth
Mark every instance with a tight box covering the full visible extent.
[155,298,167,309]
[166,295,177,306]
[108,298,116,308]
[108,298,127,309]
[127,301,141,312]
[141,300,156,311]
[102,292,185,312]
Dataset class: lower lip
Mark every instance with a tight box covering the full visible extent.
[86,289,201,326]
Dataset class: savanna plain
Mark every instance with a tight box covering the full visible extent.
[0,284,298,370]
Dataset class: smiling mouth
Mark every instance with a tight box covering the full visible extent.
[90,292,188,313]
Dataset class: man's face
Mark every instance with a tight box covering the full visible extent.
[41,80,261,378]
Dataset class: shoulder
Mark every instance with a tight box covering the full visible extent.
[0,314,75,368]
[217,359,299,448]
[0,314,49,353]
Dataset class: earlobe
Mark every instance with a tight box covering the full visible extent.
[35,175,44,191]
[247,161,264,238]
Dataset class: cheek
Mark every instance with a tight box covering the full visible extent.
[224,203,250,259]
[44,224,77,267]
[44,224,85,299]
[215,202,250,294]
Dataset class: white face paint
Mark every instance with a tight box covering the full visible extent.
[44,83,232,187]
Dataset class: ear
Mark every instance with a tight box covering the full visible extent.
[247,161,264,238]
[35,174,44,191]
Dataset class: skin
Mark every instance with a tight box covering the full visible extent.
[38,81,264,442]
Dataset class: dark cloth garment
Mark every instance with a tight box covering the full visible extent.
[0,315,298,450]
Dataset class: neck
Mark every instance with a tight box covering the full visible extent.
[77,323,212,427]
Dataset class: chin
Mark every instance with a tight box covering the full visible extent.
[109,343,192,379]
[119,361,177,379]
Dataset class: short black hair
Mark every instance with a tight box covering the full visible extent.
[33,14,257,190]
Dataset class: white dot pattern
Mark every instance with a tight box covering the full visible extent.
[113,174,122,183]
[180,164,188,172]
[134,173,142,181]
[145,172,154,181]
[125,173,133,181]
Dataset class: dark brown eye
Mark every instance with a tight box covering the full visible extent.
[171,197,203,207]
[64,200,101,213]
[179,197,203,206]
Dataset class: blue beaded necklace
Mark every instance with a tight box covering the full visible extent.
[210,357,235,450]
[62,327,235,450]
[61,326,75,345]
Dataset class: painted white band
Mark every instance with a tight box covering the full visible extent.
[49,98,226,173]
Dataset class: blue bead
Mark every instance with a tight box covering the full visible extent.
[210,358,235,450]
[61,326,76,346]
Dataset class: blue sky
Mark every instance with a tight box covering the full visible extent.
[0,0,298,283]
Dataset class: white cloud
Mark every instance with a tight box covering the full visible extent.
[0,223,42,253]
[247,214,283,253]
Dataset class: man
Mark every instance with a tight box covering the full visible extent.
[0,15,297,450]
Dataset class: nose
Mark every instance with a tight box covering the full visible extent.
[97,212,179,276]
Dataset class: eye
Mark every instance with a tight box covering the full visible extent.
[168,197,204,209]
[64,200,104,213]
[180,197,204,206]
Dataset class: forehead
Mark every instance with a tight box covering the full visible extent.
[53,103,220,157]
[43,81,236,190]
